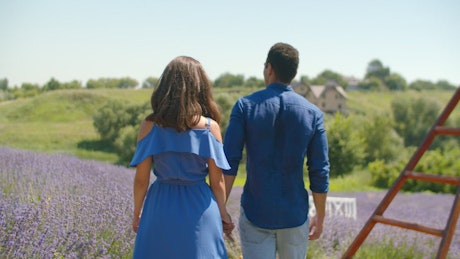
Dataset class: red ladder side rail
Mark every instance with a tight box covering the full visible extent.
[342,88,460,259]
[437,187,460,259]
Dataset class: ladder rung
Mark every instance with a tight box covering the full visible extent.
[405,171,460,185]
[434,126,460,136]
[373,215,443,237]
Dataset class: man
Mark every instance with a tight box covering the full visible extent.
[223,42,329,259]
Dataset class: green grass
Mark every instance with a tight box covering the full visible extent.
[328,169,380,192]
[345,89,457,116]
[0,119,117,163]
[0,89,150,164]
[230,164,378,191]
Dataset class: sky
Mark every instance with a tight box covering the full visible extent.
[1,0,459,87]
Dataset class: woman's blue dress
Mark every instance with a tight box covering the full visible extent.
[129,121,230,259]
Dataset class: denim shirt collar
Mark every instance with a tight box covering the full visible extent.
[267,83,293,92]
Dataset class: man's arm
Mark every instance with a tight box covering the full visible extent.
[223,99,245,200]
[307,111,330,240]
[224,175,236,201]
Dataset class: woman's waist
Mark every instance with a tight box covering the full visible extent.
[155,177,206,185]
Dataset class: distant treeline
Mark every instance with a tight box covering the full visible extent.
[0,59,458,101]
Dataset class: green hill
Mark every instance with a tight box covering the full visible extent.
[0,88,457,164]
[345,89,456,116]
[0,88,153,162]
[0,88,151,122]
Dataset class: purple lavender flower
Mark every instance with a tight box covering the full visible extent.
[1,147,458,258]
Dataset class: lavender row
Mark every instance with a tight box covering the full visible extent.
[0,147,135,258]
[1,146,459,258]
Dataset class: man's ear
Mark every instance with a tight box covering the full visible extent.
[267,63,272,73]
[267,63,276,81]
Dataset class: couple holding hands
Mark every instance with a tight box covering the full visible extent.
[129,42,329,259]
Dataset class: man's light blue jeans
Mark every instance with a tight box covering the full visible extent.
[238,208,309,259]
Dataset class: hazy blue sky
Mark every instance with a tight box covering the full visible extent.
[1,0,459,87]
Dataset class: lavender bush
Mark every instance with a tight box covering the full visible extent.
[1,147,459,258]
[0,147,135,258]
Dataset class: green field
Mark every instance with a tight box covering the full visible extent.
[0,88,457,191]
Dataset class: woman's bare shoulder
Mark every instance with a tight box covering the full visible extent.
[137,120,154,141]
[208,119,222,142]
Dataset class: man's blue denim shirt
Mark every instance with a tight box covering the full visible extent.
[223,83,330,229]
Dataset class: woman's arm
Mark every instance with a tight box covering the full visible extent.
[132,120,154,233]
[208,158,234,240]
[208,119,235,239]
[132,157,152,233]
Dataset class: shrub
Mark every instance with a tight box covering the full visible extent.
[114,125,138,166]
[326,114,365,177]
[369,146,460,194]
[93,101,149,144]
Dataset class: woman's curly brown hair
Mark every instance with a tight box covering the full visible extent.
[146,56,221,131]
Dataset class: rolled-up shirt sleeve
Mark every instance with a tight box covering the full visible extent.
[307,112,330,193]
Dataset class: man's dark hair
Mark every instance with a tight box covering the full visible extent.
[266,43,299,83]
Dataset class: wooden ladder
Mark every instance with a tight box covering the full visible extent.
[342,88,460,259]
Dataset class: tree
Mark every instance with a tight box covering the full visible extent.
[86,79,103,89]
[93,101,149,164]
[0,78,8,91]
[326,113,365,177]
[118,77,138,88]
[93,101,132,142]
[391,96,440,147]
[408,79,436,91]
[42,78,82,91]
[365,59,390,81]
[92,100,149,164]
[85,77,140,89]
[216,95,233,135]
[406,148,460,193]
[21,83,40,91]
[360,114,403,164]
[214,73,244,88]
[436,80,457,90]
[370,146,460,193]
[385,73,407,91]
[114,125,138,165]
[369,156,408,189]
[142,77,159,88]
[20,83,41,98]
[310,70,347,87]
[299,75,310,85]
[244,76,264,88]
[357,76,384,91]
[43,78,61,91]
[61,80,83,89]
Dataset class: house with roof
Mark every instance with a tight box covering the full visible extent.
[292,82,347,113]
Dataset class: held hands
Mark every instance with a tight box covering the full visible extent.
[222,212,235,242]
[308,214,324,240]
[133,210,236,241]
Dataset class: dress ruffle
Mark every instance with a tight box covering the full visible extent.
[129,126,230,170]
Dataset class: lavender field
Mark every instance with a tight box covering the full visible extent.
[1,146,459,259]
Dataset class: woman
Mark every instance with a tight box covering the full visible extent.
[130,56,234,258]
